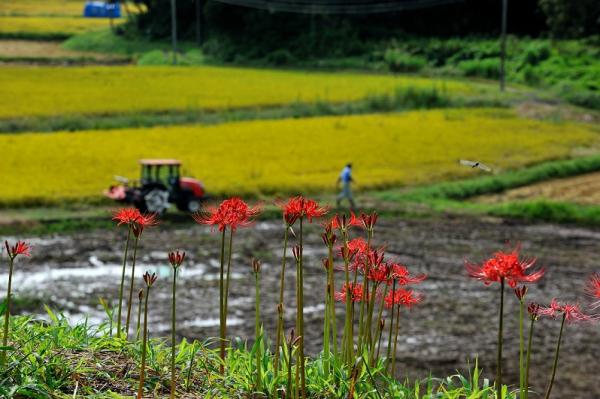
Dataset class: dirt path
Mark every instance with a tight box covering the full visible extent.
[0,39,129,64]
[2,215,599,398]
[478,171,600,205]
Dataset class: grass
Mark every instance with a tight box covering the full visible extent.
[0,16,114,39]
[0,39,128,64]
[0,108,597,205]
[0,65,483,119]
[0,312,504,398]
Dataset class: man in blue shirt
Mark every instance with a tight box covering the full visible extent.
[336,163,356,209]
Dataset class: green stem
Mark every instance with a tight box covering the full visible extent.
[254,270,262,391]
[274,227,289,376]
[224,228,234,325]
[328,243,338,360]
[219,228,226,375]
[185,343,198,392]
[116,227,132,339]
[125,235,140,338]
[342,230,353,365]
[136,294,142,341]
[519,300,525,398]
[1,257,14,367]
[544,313,566,399]
[171,267,178,399]
[137,285,151,399]
[298,217,306,399]
[357,230,372,354]
[391,304,401,377]
[524,317,536,399]
[370,282,387,366]
[496,278,505,394]
[386,279,397,372]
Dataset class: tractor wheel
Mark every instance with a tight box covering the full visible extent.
[176,198,201,213]
[142,188,170,214]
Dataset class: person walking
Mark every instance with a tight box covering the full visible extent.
[336,163,356,209]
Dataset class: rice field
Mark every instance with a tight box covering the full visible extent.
[0,108,597,203]
[0,65,481,119]
[0,0,84,17]
[0,16,111,38]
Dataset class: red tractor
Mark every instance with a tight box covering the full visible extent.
[105,159,206,214]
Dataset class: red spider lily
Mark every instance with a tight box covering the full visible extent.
[339,238,369,259]
[279,196,304,226]
[334,283,364,303]
[302,198,328,222]
[367,248,385,269]
[132,213,159,238]
[112,208,142,226]
[514,286,528,301]
[4,240,31,259]
[585,273,600,310]
[384,288,423,309]
[168,250,186,268]
[143,271,158,287]
[368,263,391,283]
[388,263,427,286]
[195,197,260,232]
[321,224,337,246]
[465,246,545,288]
[327,212,361,231]
[538,299,595,323]
[360,212,378,231]
[528,302,541,320]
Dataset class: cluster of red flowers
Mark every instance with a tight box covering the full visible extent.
[585,273,600,310]
[384,288,423,309]
[4,240,31,259]
[280,196,328,226]
[193,197,261,232]
[334,282,364,302]
[538,299,596,323]
[465,246,545,288]
[113,208,159,237]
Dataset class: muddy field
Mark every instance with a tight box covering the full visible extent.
[2,215,599,398]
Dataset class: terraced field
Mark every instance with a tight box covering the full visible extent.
[0,65,482,119]
[0,108,597,203]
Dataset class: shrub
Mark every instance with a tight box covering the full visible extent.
[458,58,500,79]
[383,49,427,73]
[522,42,552,66]
[265,49,295,66]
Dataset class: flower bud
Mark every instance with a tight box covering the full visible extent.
[514,285,528,301]
[168,250,186,268]
[143,271,157,287]
[252,258,261,274]
[292,245,301,261]
[138,288,144,301]
[528,302,540,320]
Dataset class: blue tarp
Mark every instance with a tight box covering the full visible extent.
[83,1,121,18]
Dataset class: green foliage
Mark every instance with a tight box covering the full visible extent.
[457,58,500,79]
[538,0,600,38]
[137,49,205,66]
[383,49,427,73]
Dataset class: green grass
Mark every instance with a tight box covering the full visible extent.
[0,311,505,398]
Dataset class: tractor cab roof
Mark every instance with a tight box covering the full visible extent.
[139,159,181,166]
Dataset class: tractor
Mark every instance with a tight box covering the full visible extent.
[105,159,206,214]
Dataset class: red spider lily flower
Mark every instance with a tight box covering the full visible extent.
[465,245,545,288]
[327,212,361,231]
[367,248,385,269]
[334,283,364,302]
[112,208,141,226]
[279,196,304,226]
[168,250,186,268]
[528,302,541,320]
[360,212,378,231]
[143,271,158,287]
[338,238,368,259]
[302,198,328,222]
[368,263,391,283]
[538,299,595,323]
[195,197,260,232]
[321,224,337,246]
[388,263,427,286]
[514,286,528,301]
[585,273,600,310]
[4,240,31,259]
[132,213,159,238]
[384,288,423,309]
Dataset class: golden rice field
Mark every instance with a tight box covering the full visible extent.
[0,0,85,16]
[0,66,482,119]
[0,108,597,203]
[0,16,111,37]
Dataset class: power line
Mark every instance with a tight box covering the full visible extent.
[209,0,462,14]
